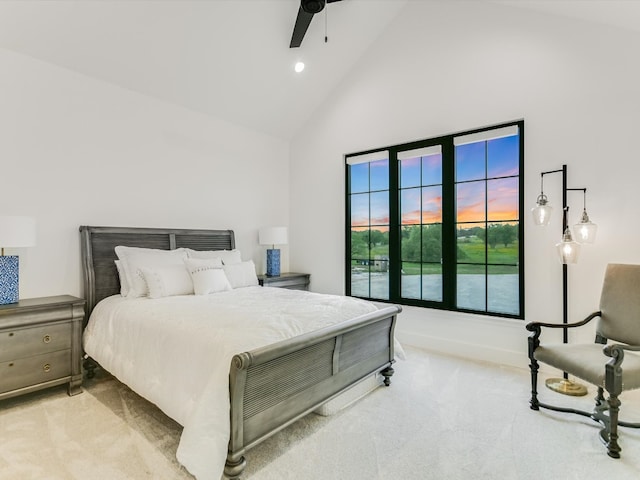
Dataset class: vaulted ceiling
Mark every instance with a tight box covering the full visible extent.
[0,1,638,140]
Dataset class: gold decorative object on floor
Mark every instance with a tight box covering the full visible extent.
[545,377,587,396]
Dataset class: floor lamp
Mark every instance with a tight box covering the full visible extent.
[531,164,597,396]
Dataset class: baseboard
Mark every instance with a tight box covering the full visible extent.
[397,331,529,370]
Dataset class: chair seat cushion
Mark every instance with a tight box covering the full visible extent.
[534,343,640,391]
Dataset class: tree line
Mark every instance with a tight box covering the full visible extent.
[351,223,518,260]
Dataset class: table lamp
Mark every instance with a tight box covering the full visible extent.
[259,227,288,277]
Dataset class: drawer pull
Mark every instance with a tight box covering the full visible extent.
[8,362,14,367]
[8,332,14,337]
[43,363,51,373]
[43,334,51,344]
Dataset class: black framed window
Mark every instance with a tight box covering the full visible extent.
[346,120,524,319]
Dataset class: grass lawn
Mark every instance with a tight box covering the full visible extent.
[353,239,519,275]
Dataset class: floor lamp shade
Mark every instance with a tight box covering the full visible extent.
[0,216,37,305]
[259,227,288,277]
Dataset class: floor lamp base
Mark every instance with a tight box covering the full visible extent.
[545,377,588,396]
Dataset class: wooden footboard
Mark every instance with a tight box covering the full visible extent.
[225,305,401,479]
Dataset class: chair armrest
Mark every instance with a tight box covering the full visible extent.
[526,311,601,333]
[604,343,640,366]
[526,311,601,362]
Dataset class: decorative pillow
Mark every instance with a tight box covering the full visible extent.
[115,246,188,298]
[186,248,242,265]
[114,260,129,297]
[184,257,232,295]
[223,260,259,289]
[140,265,194,299]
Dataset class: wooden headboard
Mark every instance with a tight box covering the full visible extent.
[79,226,235,317]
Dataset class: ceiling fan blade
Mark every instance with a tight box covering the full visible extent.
[290,6,315,48]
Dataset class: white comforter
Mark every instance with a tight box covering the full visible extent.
[83,286,383,480]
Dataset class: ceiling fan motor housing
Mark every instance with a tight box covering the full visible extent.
[302,0,325,14]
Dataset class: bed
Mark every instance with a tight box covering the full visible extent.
[79,226,402,480]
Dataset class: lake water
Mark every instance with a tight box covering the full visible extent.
[351,273,519,315]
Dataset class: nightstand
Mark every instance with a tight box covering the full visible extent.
[258,272,310,291]
[0,295,85,401]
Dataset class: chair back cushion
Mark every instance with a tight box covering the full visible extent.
[597,263,640,345]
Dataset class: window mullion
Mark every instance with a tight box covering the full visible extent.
[441,139,456,309]
[388,149,401,301]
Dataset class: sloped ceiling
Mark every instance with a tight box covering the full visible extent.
[0,1,638,140]
[0,0,407,140]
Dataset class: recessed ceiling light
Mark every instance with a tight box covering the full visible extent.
[294,61,305,73]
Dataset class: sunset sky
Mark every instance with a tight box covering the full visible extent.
[350,134,519,229]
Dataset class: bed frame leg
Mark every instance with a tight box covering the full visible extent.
[381,365,395,387]
[225,451,247,480]
[83,356,97,379]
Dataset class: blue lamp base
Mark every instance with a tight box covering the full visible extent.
[0,255,19,305]
[266,249,281,277]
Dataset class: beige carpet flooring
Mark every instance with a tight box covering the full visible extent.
[2,346,640,479]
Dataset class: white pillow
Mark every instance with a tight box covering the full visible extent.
[115,246,188,298]
[186,248,242,265]
[115,260,129,297]
[140,265,194,299]
[184,257,232,295]
[223,260,259,289]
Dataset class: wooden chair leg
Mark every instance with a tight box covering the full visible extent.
[607,394,622,459]
[529,357,540,411]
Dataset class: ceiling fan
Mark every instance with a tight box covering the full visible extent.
[289,0,343,48]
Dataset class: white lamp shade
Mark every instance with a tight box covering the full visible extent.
[259,227,288,246]
[555,228,580,264]
[0,216,36,248]
[573,221,597,244]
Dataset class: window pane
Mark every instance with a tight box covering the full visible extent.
[369,270,389,300]
[488,135,519,178]
[350,193,369,227]
[370,159,389,191]
[370,191,389,226]
[422,263,443,302]
[457,264,486,311]
[486,222,519,265]
[422,153,442,186]
[401,261,421,299]
[488,265,519,315]
[422,224,442,263]
[401,263,442,302]
[400,157,421,189]
[370,227,389,260]
[351,264,370,298]
[422,186,442,223]
[350,163,369,194]
[401,188,421,225]
[457,224,485,265]
[487,177,518,221]
[350,227,370,261]
[455,142,485,182]
[401,225,421,262]
[456,181,485,223]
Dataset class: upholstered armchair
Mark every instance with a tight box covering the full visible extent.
[527,263,640,458]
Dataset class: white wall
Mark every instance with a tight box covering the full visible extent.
[0,48,290,300]
[289,1,640,368]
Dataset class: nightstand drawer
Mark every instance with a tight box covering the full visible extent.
[0,349,71,394]
[0,323,72,363]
